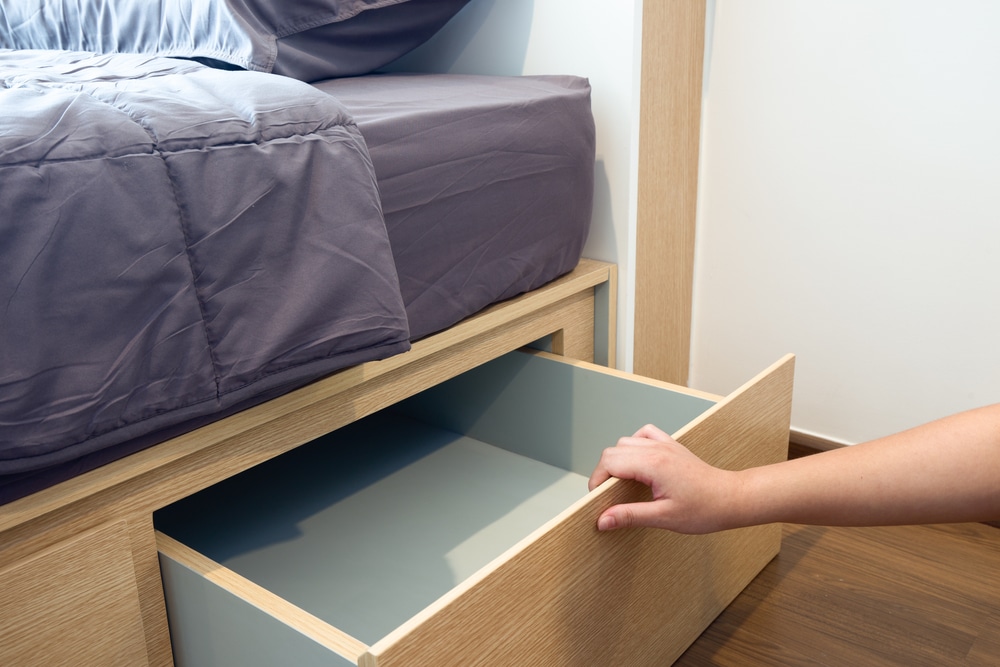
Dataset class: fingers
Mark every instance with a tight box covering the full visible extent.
[587,454,617,491]
[588,428,681,492]
[597,501,671,532]
[587,442,661,491]
[588,425,734,535]
[631,423,672,442]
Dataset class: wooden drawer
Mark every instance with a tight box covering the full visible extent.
[155,350,794,666]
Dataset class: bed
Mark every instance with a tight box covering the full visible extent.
[0,3,796,666]
[0,0,622,663]
[0,0,594,643]
[0,3,596,503]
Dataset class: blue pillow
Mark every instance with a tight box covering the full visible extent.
[0,0,471,81]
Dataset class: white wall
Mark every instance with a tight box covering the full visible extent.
[691,0,1000,443]
[388,0,644,370]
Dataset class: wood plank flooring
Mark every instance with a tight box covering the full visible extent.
[675,519,1000,665]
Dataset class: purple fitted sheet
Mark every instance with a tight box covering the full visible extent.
[314,73,595,340]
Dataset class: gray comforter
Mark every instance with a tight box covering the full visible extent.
[0,50,411,494]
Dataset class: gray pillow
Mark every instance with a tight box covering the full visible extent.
[0,0,470,81]
[267,0,472,81]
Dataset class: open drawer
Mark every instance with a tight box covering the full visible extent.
[154,350,794,666]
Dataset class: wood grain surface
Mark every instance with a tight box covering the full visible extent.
[677,522,1000,666]
[0,521,150,666]
[0,259,614,667]
[634,0,707,386]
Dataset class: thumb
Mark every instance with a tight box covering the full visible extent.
[597,501,668,531]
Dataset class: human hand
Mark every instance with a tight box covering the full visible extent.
[588,424,740,534]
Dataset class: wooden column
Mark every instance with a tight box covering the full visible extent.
[633,0,706,385]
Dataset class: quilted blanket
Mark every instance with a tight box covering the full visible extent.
[0,50,410,497]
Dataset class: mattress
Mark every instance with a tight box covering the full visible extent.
[0,55,596,504]
[315,73,595,340]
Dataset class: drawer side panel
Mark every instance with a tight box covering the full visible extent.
[158,536,361,667]
[394,351,717,477]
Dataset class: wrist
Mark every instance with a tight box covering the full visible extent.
[723,466,773,530]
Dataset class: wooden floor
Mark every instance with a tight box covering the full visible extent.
[674,447,1000,667]
[675,522,1000,665]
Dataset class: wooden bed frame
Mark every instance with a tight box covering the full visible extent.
[0,259,617,666]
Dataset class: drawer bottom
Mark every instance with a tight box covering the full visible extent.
[158,413,590,649]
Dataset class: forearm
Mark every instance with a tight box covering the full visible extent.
[729,404,1000,528]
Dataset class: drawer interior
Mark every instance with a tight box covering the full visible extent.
[155,351,717,650]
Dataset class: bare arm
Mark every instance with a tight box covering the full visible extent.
[588,404,1000,534]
